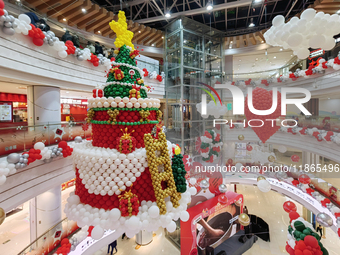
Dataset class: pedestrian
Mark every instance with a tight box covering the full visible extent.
[316,225,323,237]
[107,240,117,255]
[122,233,126,240]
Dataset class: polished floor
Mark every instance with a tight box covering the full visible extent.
[0,186,75,255]
[1,185,339,255]
[91,185,339,255]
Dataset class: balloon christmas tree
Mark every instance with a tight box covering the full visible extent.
[65,11,192,240]
[285,204,329,255]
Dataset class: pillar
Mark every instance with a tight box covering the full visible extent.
[224,55,233,82]
[302,151,320,166]
[27,86,61,125]
[30,186,62,244]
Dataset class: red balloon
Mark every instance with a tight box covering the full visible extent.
[295,250,303,255]
[298,174,311,184]
[283,201,297,213]
[289,211,300,221]
[303,250,313,255]
[0,0,4,9]
[227,158,233,165]
[0,9,4,16]
[304,236,319,248]
[296,240,306,251]
[291,154,300,162]
[246,145,253,151]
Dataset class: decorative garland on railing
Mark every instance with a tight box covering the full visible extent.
[0,139,75,186]
[228,56,340,87]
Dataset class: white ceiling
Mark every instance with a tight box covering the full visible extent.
[233,47,295,79]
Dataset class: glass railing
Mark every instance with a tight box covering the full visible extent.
[17,217,78,255]
[0,121,91,157]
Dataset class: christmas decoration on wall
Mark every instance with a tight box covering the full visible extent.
[196,129,223,162]
[265,9,338,59]
[0,140,74,186]
[65,11,193,241]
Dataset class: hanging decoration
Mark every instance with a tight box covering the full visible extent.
[265,8,338,59]
[196,129,223,162]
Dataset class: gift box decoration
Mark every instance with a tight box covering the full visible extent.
[92,88,103,98]
[116,128,136,153]
[119,190,140,216]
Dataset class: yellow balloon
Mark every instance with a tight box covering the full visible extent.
[0,208,5,225]
[175,145,181,155]
[239,213,250,226]
[109,11,135,50]
[257,176,266,182]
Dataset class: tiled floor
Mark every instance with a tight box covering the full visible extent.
[0,186,75,255]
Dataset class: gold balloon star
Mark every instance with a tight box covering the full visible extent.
[109,11,134,50]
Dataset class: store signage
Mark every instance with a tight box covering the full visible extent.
[309,49,324,59]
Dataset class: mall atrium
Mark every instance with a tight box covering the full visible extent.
[1,0,340,255]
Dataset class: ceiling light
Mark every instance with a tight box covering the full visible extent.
[337,10,340,14]
[229,46,232,49]
[254,0,263,3]
[151,44,155,46]
[165,11,171,18]
[63,28,67,31]
[63,18,66,21]
[98,31,101,33]
[206,1,213,11]
[82,8,86,13]
[249,22,255,27]
[138,31,141,33]
[274,56,276,59]
[280,48,283,51]
[261,41,264,43]
[230,41,233,43]
[161,36,164,39]
[66,91,69,93]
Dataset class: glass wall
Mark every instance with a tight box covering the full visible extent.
[164,17,224,156]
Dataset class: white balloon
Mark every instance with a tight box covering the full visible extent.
[235,163,243,171]
[180,211,190,222]
[277,145,287,153]
[287,33,303,47]
[34,142,45,150]
[272,15,285,27]
[18,14,31,24]
[58,50,68,58]
[322,37,335,51]
[257,179,271,193]
[91,225,104,240]
[166,221,176,232]
[0,175,6,185]
[148,205,160,218]
[300,9,316,21]
[309,35,326,49]
[189,186,197,196]
[296,49,310,59]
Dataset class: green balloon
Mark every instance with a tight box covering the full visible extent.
[321,247,328,255]
[294,221,305,232]
[303,229,311,235]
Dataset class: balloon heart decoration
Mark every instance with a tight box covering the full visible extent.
[245,87,282,143]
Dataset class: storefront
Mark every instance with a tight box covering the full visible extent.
[0,92,27,124]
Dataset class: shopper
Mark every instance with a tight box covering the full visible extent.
[107,240,117,255]
[122,233,126,240]
[95,41,103,55]
[316,225,323,237]
[61,30,73,43]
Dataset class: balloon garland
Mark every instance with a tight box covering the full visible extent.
[196,129,223,162]
[0,139,75,186]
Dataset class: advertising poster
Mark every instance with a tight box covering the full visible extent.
[181,192,243,255]
[0,102,12,122]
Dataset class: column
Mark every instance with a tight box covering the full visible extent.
[30,186,62,243]
[302,151,320,166]
[27,86,61,125]
[224,55,233,82]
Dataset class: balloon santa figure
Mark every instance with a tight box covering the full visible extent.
[65,11,192,240]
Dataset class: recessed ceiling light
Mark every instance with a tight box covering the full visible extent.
[63,18,66,21]
[274,56,276,59]
[280,48,283,51]
[63,28,67,31]
[98,31,101,33]
[261,41,264,43]
[165,11,171,18]
[82,8,86,13]
[138,31,141,33]
[161,36,164,39]
[151,44,154,46]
